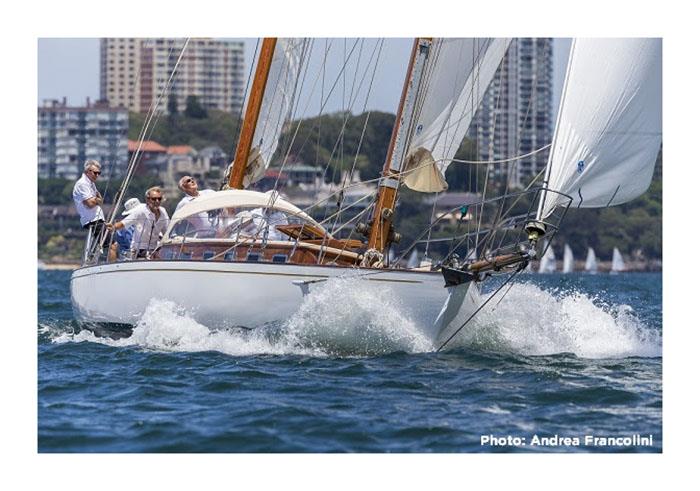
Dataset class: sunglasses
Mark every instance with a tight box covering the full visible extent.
[90,170,101,175]
[148,196,162,202]
[184,178,195,184]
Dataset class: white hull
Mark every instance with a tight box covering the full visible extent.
[71,260,481,342]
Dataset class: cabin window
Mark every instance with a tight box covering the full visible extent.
[272,254,287,264]
[179,251,192,260]
[246,252,261,262]
[202,251,215,261]
[224,251,235,261]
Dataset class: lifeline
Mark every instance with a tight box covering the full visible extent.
[584,434,653,446]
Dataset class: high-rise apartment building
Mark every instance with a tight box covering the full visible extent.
[469,38,553,189]
[38,98,129,179]
[100,38,245,115]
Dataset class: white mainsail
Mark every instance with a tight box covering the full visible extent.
[538,244,557,274]
[611,247,626,273]
[562,244,575,273]
[540,38,662,218]
[584,247,598,274]
[402,38,512,192]
[243,38,307,187]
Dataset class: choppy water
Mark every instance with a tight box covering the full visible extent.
[38,270,662,452]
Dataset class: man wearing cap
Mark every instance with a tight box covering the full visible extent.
[72,160,106,250]
[175,176,215,236]
[108,187,169,259]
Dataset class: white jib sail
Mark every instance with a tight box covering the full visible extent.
[402,38,511,193]
[562,244,574,273]
[540,38,662,218]
[244,38,307,187]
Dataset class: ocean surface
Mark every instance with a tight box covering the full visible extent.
[38,270,662,452]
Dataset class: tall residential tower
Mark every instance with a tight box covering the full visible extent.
[100,38,245,115]
[469,38,554,189]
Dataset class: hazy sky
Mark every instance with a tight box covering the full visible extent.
[37,38,570,116]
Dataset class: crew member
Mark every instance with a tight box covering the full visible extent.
[109,187,169,259]
[72,159,106,250]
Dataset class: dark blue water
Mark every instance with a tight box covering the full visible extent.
[38,270,662,452]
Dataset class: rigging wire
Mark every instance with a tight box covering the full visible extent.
[436,265,525,352]
[108,38,190,226]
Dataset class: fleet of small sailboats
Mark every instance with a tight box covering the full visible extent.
[533,244,629,274]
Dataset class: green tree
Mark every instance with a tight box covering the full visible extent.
[184,95,208,119]
[167,93,179,116]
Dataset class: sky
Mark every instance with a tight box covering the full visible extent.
[37,38,571,117]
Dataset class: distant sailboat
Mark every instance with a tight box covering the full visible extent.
[562,244,574,273]
[406,249,419,269]
[584,247,598,274]
[611,247,626,273]
[538,244,557,273]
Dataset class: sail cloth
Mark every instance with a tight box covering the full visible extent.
[562,244,574,273]
[402,38,512,193]
[611,247,626,272]
[243,39,307,188]
[540,38,662,218]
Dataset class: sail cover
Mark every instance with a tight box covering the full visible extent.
[244,38,307,187]
[540,38,662,218]
[402,38,511,193]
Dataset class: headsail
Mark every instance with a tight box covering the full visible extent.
[242,38,307,188]
[402,38,512,193]
[540,38,662,218]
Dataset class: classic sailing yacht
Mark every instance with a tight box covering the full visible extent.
[70,37,661,349]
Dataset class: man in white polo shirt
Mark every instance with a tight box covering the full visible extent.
[109,186,170,259]
[72,159,106,249]
[174,175,215,236]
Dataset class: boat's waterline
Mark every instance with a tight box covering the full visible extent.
[71,260,480,342]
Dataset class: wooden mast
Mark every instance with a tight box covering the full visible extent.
[228,38,278,190]
[366,38,432,255]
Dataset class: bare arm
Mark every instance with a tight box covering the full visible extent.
[82,191,103,208]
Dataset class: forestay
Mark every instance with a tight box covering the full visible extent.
[244,38,307,187]
[402,38,511,193]
[540,38,662,218]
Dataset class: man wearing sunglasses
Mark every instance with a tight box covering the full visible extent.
[109,187,170,259]
[73,159,106,249]
[175,175,215,235]
[176,176,215,210]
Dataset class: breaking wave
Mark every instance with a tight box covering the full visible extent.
[449,282,661,359]
[50,279,660,359]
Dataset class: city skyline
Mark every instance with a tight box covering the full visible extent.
[38,38,571,118]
